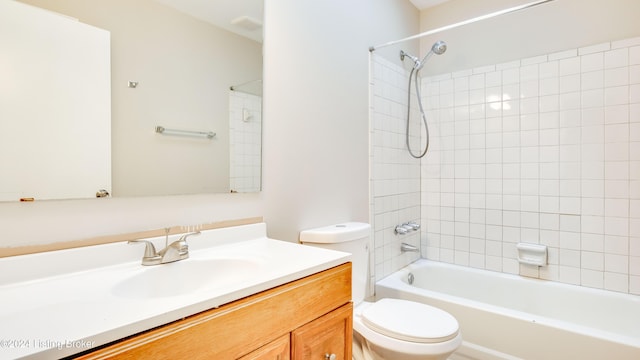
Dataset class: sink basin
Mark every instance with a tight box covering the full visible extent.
[112,258,261,298]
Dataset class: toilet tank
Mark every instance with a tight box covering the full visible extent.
[299,222,370,304]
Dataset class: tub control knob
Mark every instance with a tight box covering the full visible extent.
[407,221,421,230]
[325,354,336,360]
[394,225,408,235]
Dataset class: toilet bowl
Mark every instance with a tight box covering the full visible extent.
[299,223,462,360]
[353,300,461,360]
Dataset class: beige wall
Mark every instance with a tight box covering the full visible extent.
[418,0,640,75]
[262,0,419,242]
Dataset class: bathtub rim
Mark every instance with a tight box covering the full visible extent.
[376,259,640,350]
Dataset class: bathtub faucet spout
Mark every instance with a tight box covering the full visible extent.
[401,242,419,253]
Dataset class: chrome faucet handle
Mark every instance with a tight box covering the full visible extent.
[395,225,408,235]
[174,231,200,254]
[128,240,162,265]
[157,231,200,264]
[128,240,158,258]
[406,221,421,231]
[177,231,201,242]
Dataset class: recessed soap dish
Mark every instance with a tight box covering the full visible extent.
[517,243,547,266]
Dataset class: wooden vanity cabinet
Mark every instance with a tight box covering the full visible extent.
[291,302,352,360]
[238,334,290,360]
[77,263,352,360]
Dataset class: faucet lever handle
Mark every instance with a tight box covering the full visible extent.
[128,240,158,258]
[178,231,201,242]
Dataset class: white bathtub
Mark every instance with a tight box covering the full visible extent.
[375,259,640,360]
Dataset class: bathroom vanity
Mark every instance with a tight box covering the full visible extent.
[78,263,352,359]
[0,223,352,359]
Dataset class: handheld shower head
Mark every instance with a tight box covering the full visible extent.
[415,40,447,70]
[431,40,447,55]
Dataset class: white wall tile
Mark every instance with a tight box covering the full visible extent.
[605,179,629,198]
[581,52,604,72]
[605,48,629,69]
[631,65,640,84]
[520,80,539,98]
[582,251,604,271]
[605,86,629,106]
[581,269,604,288]
[549,49,577,61]
[560,214,581,233]
[559,265,581,285]
[540,60,559,78]
[605,272,629,292]
[582,71,604,90]
[582,179,604,197]
[582,108,605,126]
[605,253,629,273]
[605,234,629,255]
[579,42,610,55]
[560,231,581,252]
[630,46,640,65]
[520,64,538,81]
[582,197,604,216]
[560,109,582,127]
[631,256,640,275]
[631,199,640,218]
[559,57,581,75]
[605,67,629,87]
[631,84,640,103]
[370,37,640,294]
[582,89,605,108]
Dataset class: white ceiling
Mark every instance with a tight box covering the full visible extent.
[155,0,449,43]
[155,0,263,42]
[409,0,451,10]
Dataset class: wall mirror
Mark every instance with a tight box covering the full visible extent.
[5,0,263,200]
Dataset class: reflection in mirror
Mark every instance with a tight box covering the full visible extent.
[11,0,263,199]
[229,80,262,193]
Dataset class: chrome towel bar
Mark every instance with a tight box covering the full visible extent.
[155,126,215,139]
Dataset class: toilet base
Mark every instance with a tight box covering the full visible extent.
[353,330,460,360]
[352,302,462,360]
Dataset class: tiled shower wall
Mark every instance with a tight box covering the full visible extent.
[420,37,640,295]
[229,90,262,193]
[370,53,422,283]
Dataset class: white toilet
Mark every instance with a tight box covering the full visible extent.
[300,222,461,360]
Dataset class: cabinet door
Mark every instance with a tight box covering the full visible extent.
[291,303,352,360]
[238,334,290,360]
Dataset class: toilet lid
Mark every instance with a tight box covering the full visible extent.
[361,298,459,343]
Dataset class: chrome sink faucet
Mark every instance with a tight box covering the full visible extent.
[129,231,201,266]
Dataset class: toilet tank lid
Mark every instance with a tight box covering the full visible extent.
[299,222,371,244]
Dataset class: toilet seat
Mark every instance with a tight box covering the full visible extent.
[361,298,459,343]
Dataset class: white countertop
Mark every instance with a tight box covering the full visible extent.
[0,223,351,359]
